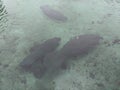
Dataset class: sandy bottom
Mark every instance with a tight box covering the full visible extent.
[0,0,120,90]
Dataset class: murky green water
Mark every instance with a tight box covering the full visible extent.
[0,0,120,90]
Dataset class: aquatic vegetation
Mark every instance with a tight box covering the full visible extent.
[0,0,8,33]
[40,5,68,22]
[0,0,7,20]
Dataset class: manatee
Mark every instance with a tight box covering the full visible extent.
[60,34,102,58]
[19,37,61,70]
[41,34,102,78]
[40,5,68,22]
[20,34,102,79]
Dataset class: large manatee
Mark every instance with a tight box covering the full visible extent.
[19,37,61,70]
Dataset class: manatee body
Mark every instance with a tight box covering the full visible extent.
[60,34,102,58]
[20,34,102,79]
[19,37,61,70]
[40,5,68,22]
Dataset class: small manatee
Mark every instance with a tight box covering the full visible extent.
[40,5,68,22]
